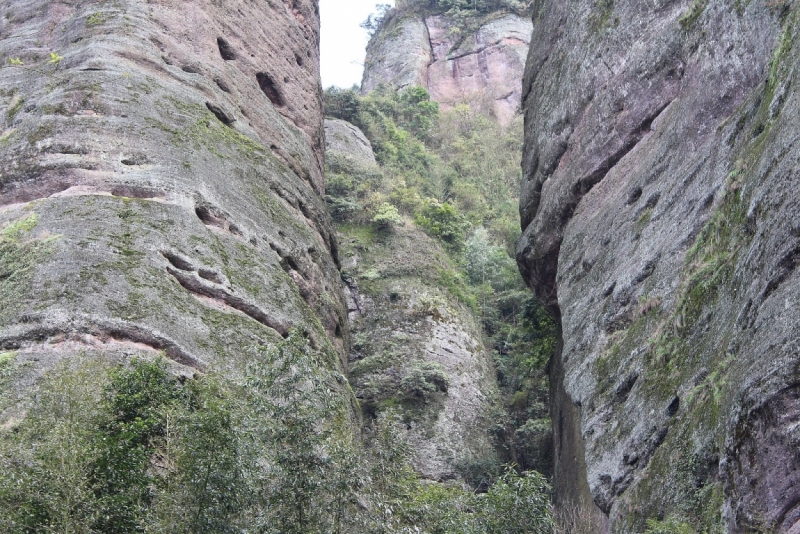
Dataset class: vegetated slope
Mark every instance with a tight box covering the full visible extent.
[327,117,503,482]
[517,0,800,532]
[0,0,358,530]
[324,86,558,485]
[361,1,533,124]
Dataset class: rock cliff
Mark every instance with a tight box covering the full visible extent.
[0,0,348,411]
[517,0,800,531]
[362,12,532,124]
[325,118,502,482]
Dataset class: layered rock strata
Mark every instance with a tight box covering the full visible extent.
[0,0,348,411]
[517,1,800,532]
[362,12,532,124]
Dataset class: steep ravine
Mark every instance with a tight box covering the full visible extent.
[518,0,800,531]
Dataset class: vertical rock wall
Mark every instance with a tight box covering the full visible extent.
[517,0,800,531]
[362,12,532,123]
[0,0,348,406]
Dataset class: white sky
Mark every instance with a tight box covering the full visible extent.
[320,0,394,89]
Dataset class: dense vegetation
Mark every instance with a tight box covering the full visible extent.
[324,85,557,477]
[0,337,553,533]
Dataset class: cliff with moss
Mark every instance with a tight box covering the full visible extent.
[0,0,360,528]
[517,0,800,531]
[0,0,347,380]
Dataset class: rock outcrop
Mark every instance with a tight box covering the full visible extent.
[362,12,532,124]
[0,0,348,413]
[326,118,502,481]
[324,118,379,172]
[517,0,800,532]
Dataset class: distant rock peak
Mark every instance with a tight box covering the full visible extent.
[362,13,532,124]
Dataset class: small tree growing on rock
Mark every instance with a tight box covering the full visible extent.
[372,202,403,230]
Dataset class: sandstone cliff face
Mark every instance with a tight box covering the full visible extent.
[362,13,532,124]
[325,119,502,481]
[0,0,348,410]
[517,0,799,532]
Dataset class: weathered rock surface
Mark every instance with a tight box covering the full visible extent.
[324,118,379,172]
[517,0,800,532]
[0,0,348,414]
[326,119,502,481]
[361,16,432,95]
[362,13,532,124]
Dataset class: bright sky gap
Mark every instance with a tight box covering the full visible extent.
[319,0,395,89]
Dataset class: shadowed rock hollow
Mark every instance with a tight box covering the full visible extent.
[0,0,348,405]
[517,0,800,531]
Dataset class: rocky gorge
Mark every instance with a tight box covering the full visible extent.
[0,0,798,532]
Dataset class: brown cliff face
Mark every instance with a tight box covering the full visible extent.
[517,0,800,532]
[0,0,348,402]
[362,13,532,124]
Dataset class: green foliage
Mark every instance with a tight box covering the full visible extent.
[360,3,393,35]
[149,376,245,534]
[400,361,450,400]
[414,199,471,250]
[645,516,697,534]
[324,88,521,245]
[386,0,533,24]
[373,202,403,229]
[490,296,558,474]
[0,338,358,533]
[244,331,357,534]
[324,86,364,125]
[465,228,518,291]
[391,465,552,534]
[678,0,707,29]
[92,358,187,533]
[0,347,556,533]
[7,57,23,66]
[0,357,108,534]
[86,12,109,26]
[371,0,534,40]
[478,468,553,534]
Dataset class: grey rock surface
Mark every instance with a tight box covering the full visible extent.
[361,16,432,95]
[0,0,349,417]
[517,0,800,532]
[324,118,379,173]
[362,12,532,124]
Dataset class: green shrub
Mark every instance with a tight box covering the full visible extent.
[401,361,451,400]
[372,202,403,229]
[645,517,698,534]
[414,198,471,250]
[477,468,554,534]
